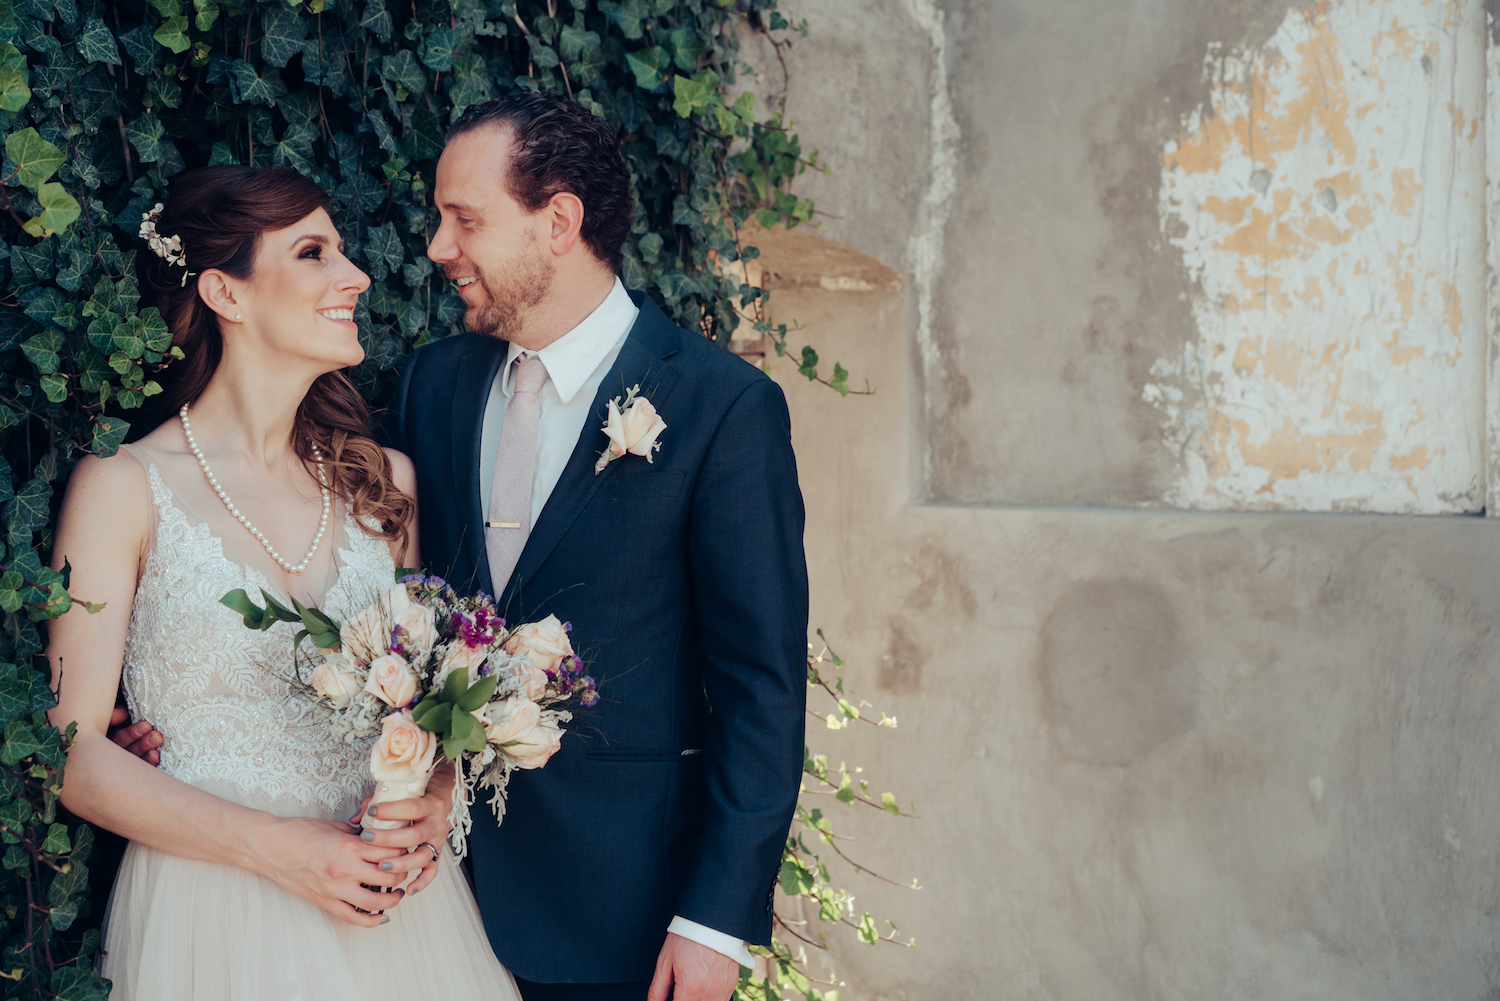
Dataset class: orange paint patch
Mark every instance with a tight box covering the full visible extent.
[1390,445,1435,471]
[1441,282,1463,338]
[1235,417,1386,492]
[1390,168,1420,215]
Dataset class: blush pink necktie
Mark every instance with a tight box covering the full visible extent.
[485,355,549,593]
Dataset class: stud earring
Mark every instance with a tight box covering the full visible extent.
[235,313,242,320]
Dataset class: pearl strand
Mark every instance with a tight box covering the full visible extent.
[179,403,331,574]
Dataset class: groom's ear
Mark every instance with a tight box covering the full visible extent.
[544,191,586,257]
[197,270,241,324]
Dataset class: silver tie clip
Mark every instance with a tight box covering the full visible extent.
[486,521,522,529]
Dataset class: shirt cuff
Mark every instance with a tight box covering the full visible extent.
[667,915,754,968]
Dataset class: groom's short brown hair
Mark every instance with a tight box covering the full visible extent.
[449,93,633,273]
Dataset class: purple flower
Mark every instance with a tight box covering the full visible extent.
[580,690,599,708]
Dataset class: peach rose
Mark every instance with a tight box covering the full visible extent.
[497,653,548,701]
[391,603,436,662]
[369,710,437,784]
[483,696,563,770]
[510,717,563,770]
[363,653,419,708]
[341,584,412,663]
[436,639,490,689]
[502,614,574,676]
[603,395,666,462]
[310,651,364,707]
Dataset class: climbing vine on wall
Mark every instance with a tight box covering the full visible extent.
[0,0,892,996]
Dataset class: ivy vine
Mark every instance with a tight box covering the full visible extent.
[0,0,893,997]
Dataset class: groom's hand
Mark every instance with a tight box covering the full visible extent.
[647,933,740,1001]
[107,707,162,766]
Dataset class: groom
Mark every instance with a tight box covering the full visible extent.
[387,93,808,1001]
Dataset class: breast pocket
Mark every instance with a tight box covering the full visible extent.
[592,469,686,499]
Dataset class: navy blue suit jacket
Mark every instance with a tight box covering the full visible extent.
[386,291,808,983]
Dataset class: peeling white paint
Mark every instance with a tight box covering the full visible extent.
[1484,9,1500,515]
[1150,0,1486,513]
[899,0,959,486]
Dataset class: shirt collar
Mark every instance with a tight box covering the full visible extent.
[503,278,639,404]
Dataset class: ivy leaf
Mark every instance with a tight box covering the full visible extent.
[405,107,443,161]
[152,14,190,54]
[0,719,39,765]
[21,329,63,374]
[5,128,64,190]
[90,417,129,456]
[0,72,29,113]
[417,26,459,72]
[380,50,426,94]
[601,0,648,39]
[258,4,308,68]
[75,16,122,66]
[38,182,81,235]
[779,857,814,895]
[192,0,218,31]
[228,60,277,106]
[123,113,165,163]
[798,345,819,381]
[671,71,717,118]
[662,26,705,71]
[39,373,66,403]
[363,222,403,280]
[626,47,669,91]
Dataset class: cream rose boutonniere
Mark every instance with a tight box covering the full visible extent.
[595,385,666,474]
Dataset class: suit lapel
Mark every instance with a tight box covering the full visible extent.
[449,336,507,594]
[499,294,682,610]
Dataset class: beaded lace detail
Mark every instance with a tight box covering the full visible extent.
[121,463,396,810]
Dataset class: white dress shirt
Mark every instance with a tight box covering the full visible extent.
[478,277,755,970]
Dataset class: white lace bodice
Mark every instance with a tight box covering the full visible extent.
[122,462,396,811]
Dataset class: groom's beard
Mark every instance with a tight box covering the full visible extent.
[458,243,555,341]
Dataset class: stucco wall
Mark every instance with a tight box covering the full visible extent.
[734,0,1500,996]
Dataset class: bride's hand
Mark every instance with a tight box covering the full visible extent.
[258,816,410,927]
[348,760,456,895]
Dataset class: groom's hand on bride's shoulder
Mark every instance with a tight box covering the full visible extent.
[107,707,162,767]
[648,933,741,1001]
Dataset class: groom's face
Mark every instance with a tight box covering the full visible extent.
[430,126,555,341]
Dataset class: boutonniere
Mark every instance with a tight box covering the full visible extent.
[595,385,666,474]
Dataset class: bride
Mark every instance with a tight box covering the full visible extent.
[46,165,518,999]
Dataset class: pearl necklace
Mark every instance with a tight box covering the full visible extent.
[179,403,331,574]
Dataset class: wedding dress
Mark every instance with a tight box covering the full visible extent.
[99,442,518,1000]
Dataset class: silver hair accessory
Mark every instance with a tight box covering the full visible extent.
[138,202,197,286]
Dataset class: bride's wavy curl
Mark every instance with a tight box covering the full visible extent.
[139,165,415,551]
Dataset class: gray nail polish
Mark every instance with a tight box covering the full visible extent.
[360,831,374,842]
[410,887,419,895]
[365,805,378,818]
[380,916,390,925]
[380,861,393,871]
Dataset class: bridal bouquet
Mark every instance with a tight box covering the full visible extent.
[220,574,597,856]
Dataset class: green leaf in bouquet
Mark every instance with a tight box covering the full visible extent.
[414,700,450,733]
[441,664,470,703]
[448,706,474,743]
[290,597,341,649]
[456,673,498,712]
[220,589,272,629]
[464,723,488,753]
[442,731,467,761]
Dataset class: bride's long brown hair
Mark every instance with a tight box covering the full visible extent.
[139,165,415,550]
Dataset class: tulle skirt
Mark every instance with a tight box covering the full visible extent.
[98,780,518,1001]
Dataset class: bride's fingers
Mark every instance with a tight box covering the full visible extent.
[348,793,375,828]
[405,852,441,895]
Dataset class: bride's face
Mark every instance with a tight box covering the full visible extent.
[232,207,370,372]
